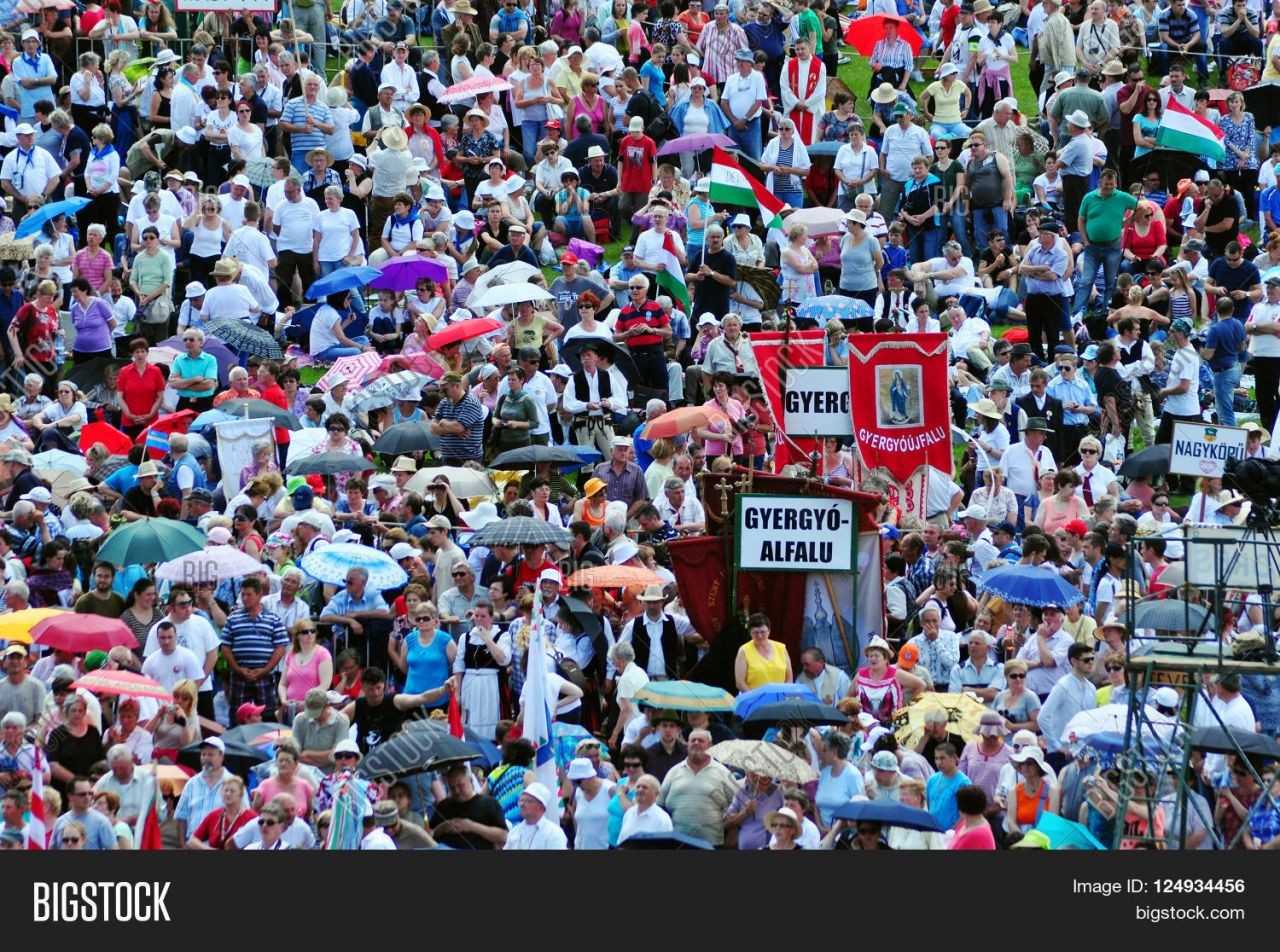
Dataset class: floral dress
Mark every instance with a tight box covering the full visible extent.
[1220,112,1258,171]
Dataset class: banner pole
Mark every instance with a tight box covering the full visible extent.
[821,572,854,671]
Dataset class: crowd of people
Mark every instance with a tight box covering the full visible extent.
[0,0,1276,853]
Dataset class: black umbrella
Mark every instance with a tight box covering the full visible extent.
[1127,149,1204,193]
[64,355,121,392]
[560,337,639,383]
[203,318,285,359]
[221,721,292,746]
[557,594,603,641]
[741,699,850,726]
[218,397,300,430]
[470,515,572,548]
[1118,444,1172,478]
[359,727,481,779]
[1244,83,1280,132]
[489,445,591,469]
[617,831,715,849]
[1188,725,1280,759]
[176,737,270,776]
[372,421,436,455]
[286,452,376,476]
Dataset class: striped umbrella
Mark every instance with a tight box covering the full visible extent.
[634,681,735,712]
[325,773,372,850]
[71,670,172,702]
[317,352,384,392]
[203,318,284,359]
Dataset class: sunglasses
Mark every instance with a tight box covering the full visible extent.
[451,571,469,577]
[1105,664,1123,672]
[298,627,316,634]
[62,836,83,844]
[335,752,360,760]
[1080,448,1098,455]
[1007,672,1026,680]
[258,819,278,827]
[174,599,193,607]
[413,615,434,622]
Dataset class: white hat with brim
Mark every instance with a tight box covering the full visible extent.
[522,782,554,810]
[870,82,899,104]
[765,807,803,834]
[610,539,640,564]
[1012,746,1049,773]
[637,584,666,601]
[1067,110,1091,128]
[460,501,501,529]
[863,636,895,660]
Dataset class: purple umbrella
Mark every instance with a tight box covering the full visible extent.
[369,256,450,292]
[657,133,736,157]
[158,335,236,385]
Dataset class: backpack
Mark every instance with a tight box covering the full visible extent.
[646,112,677,146]
[553,651,590,690]
[886,575,921,641]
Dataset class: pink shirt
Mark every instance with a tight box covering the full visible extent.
[282,646,332,702]
[948,823,997,850]
[254,774,315,818]
[74,247,114,290]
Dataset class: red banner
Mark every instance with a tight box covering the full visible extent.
[752,330,826,473]
[846,334,952,483]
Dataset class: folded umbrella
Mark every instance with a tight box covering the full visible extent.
[96,517,208,566]
[977,563,1085,609]
[71,670,171,702]
[31,614,137,652]
[300,542,409,589]
[307,266,382,299]
[732,683,819,720]
[217,398,301,430]
[286,452,376,476]
[203,318,285,359]
[830,799,944,832]
[156,546,268,584]
[372,421,436,455]
[14,196,91,240]
[426,317,505,351]
[642,405,731,440]
[370,256,450,292]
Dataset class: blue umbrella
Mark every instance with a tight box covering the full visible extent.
[299,543,409,590]
[1034,812,1108,850]
[1075,731,1170,765]
[307,266,382,299]
[796,294,872,328]
[15,196,90,240]
[830,799,945,832]
[189,409,240,431]
[733,683,818,720]
[976,564,1085,609]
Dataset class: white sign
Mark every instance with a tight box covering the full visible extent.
[1170,422,1247,478]
[736,494,856,573]
[176,0,277,12]
[783,366,853,438]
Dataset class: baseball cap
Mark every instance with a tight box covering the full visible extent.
[1194,169,1210,182]
[231,174,251,189]
[237,701,265,721]
[201,737,226,753]
[629,116,644,131]
[13,123,34,136]
[425,515,453,531]
[390,542,417,561]
[19,486,51,504]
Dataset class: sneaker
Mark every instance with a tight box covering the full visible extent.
[911,69,924,82]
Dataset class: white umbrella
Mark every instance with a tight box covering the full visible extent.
[469,261,540,297]
[31,450,87,475]
[156,546,267,584]
[781,206,846,237]
[1060,703,1170,746]
[467,281,554,312]
[405,466,497,499]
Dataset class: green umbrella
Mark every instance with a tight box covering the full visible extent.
[96,518,208,567]
[634,681,736,713]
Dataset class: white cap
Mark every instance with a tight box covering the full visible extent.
[231,174,251,189]
[957,504,988,522]
[629,116,644,131]
[13,123,34,136]
[176,126,201,145]
[522,781,554,810]
[201,736,226,753]
[478,363,499,380]
[938,63,958,78]
[208,526,233,545]
[19,487,51,504]
[547,363,573,379]
[332,529,361,545]
[185,281,207,299]
[538,568,562,585]
[389,542,417,560]
[1152,686,1179,708]
[611,539,640,564]
[333,738,361,758]
[1194,169,1211,183]
[20,29,38,42]
[568,45,583,56]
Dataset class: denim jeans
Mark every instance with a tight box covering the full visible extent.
[1072,240,1123,316]
[521,119,547,166]
[950,205,973,258]
[930,120,970,141]
[908,227,942,266]
[289,150,311,176]
[1214,362,1243,426]
[312,343,364,362]
[971,206,1008,257]
[728,117,762,161]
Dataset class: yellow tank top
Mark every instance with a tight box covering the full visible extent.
[743,640,789,691]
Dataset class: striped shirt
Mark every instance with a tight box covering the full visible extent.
[220,606,288,668]
[696,21,748,84]
[872,37,915,70]
[280,97,333,155]
[433,392,486,460]
[174,767,246,831]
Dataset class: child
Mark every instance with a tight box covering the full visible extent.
[627,2,651,65]
[369,290,405,355]
[880,222,909,284]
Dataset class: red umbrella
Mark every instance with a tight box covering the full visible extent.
[79,421,133,457]
[31,615,138,653]
[427,317,505,351]
[843,14,925,56]
[132,409,196,445]
[71,670,172,702]
[641,405,732,440]
[370,352,447,382]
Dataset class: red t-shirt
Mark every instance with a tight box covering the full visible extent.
[940,4,960,48]
[117,361,168,422]
[616,301,670,349]
[193,806,257,850]
[618,134,658,194]
[15,302,58,363]
[259,381,291,445]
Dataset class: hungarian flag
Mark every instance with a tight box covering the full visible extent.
[26,746,46,850]
[1156,98,1226,164]
[709,148,787,230]
[654,230,689,314]
[134,773,164,851]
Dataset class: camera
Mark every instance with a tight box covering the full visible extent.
[733,412,758,433]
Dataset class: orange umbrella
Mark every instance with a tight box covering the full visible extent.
[641,405,731,440]
[565,565,664,588]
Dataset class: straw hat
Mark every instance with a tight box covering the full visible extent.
[973,397,1003,421]
[870,82,898,104]
[381,126,408,151]
[863,636,895,661]
[765,807,803,835]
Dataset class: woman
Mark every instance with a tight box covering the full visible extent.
[332,649,363,700]
[46,695,105,794]
[1120,201,1167,273]
[149,65,174,130]
[314,185,362,278]
[567,756,615,850]
[837,210,882,323]
[551,0,585,42]
[818,91,858,143]
[1032,151,1064,210]
[451,602,510,741]
[993,659,1040,733]
[1221,92,1259,221]
[916,565,977,634]
[733,614,794,692]
[73,223,115,300]
[310,413,364,494]
[9,280,61,393]
[820,436,854,487]
[815,731,864,830]
[187,775,254,850]
[280,368,310,419]
[488,366,540,456]
[80,124,122,244]
[458,109,504,204]
[949,784,997,849]
[1012,132,1043,206]
[57,820,87,850]
[184,197,230,290]
[68,279,115,365]
[1005,745,1059,836]
[778,222,821,310]
[920,64,971,141]
[529,478,564,527]
[1131,91,1161,160]
[834,124,879,214]
[104,49,143,158]
[696,372,746,462]
[394,603,457,712]
[761,118,810,210]
[890,778,949,849]
[276,618,333,724]
[513,56,562,167]
[93,790,134,849]
[856,637,925,727]
[970,466,1018,525]
[685,182,725,260]
[27,382,87,453]
[568,73,611,140]
[0,395,31,453]
[976,15,1017,119]
[571,477,609,528]
[244,802,289,850]
[146,679,200,764]
[252,740,315,818]
[1032,468,1090,534]
[763,807,804,849]
[605,745,646,846]
[1147,264,1203,326]
[119,578,160,647]
[229,97,265,162]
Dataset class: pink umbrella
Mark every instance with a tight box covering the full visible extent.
[155,547,269,584]
[31,615,137,653]
[71,670,172,702]
[369,352,447,382]
[437,75,514,104]
[315,352,383,392]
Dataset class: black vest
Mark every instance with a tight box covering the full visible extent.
[1119,338,1159,397]
[630,614,681,678]
[463,632,502,671]
[572,368,611,410]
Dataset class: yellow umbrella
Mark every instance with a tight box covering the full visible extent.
[0,608,70,645]
[892,692,990,751]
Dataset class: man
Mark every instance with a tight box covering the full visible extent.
[1155,318,1203,447]
[990,521,1021,563]
[925,742,972,827]
[643,711,689,782]
[655,476,706,535]
[144,587,219,719]
[431,761,509,848]
[696,2,749,87]
[1,122,60,221]
[562,345,621,457]
[658,728,737,844]
[272,174,322,309]
[1155,0,1206,84]
[1200,295,1249,428]
[797,647,851,705]
[503,782,567,849]
[1073,168,1138,319]
[1036,642,1098,769]
[1004,417,1057,512]
[909,243,978,309]
[0,645,44,723]
[961,132,1014,255]
[119,460,163,520]
[1112,317,1157,449]
[220,577,289,723]
[292,688,351,770]
[424,517,466,603]
[780,36,825,147]
[689,224,737,320]
[958,711,1014,812]
[1247,275,1280,433]
[591,436,650,518]
[430,371,485,465]
[614,274,674,402]
[93,744,158,827]
[1195,179,1239,260]
[372,799,434,849]
[320,565,393,666]
[173,737,243,842]
[1015,602,1075,700]
[907,605,961,688]
[616,585,698,683]
[617,119,658,244]
[879,103,933,220]
[141,620,206,693]
[51,776,118,849]
[1057,110,1097,234]
[957,504,1000,583]
[72,561,126,618]
[949,630,1006,703]
[169,329,220,415]
[11,30,57,123]
[230,791,314,849]
[722,49,768,159]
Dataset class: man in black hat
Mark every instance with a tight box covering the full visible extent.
[1003,416,1057,522]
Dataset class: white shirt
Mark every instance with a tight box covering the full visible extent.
[141,645,206,692]
[224,226,276,277]
[219,195,249,230]
[618,611,695,679]
[634,227,685,273]
[274,196,321,253]
[618,802,673,843]
[0,145,60,200]
[315,207,361,262]
[169,83,202,136]
[236,262,279,317]
[1004,441,1057,498]
[503,815,568,849]
[1246,300,1280,358]
[834,142,879,197]
[201,283,261,324]
[1073,462,1118,502]
[128,189,185,225]
[232,815,315,849]
[143,614,220,693]
[360,827,398,849]
[925,256,979,298]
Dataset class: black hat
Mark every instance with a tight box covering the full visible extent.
[1024,417,1055,433]
[1009,343,1033,358]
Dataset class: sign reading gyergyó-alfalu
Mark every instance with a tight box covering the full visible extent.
[735,494,856,572]
[783,366,854,437]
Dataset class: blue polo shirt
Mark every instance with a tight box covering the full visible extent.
[1204,315,1247,371]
